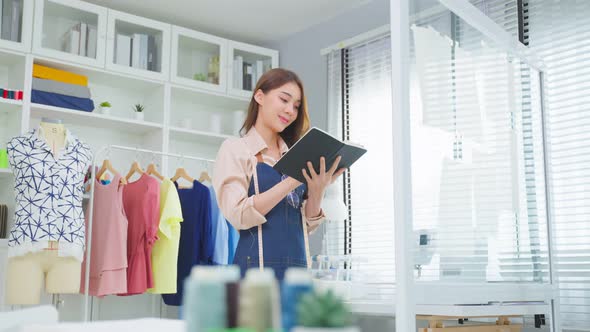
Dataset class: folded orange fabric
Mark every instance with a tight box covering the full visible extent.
[33,64,88,86]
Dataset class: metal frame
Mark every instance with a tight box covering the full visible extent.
[82,144,213,321]
[390,0,416,331]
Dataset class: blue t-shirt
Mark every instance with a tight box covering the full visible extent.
[208,186,228,265]
[162,180,212,306]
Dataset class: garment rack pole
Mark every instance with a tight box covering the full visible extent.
[83,144,214,322]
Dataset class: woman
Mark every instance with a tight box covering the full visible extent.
[213,68,344,280]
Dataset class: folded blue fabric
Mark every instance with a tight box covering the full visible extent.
[31,89,95,112]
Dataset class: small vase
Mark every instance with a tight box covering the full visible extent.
[292,327,360,332]
[134,112,144,121]
[100,106,111,115]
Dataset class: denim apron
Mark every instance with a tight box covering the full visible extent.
[232,154,311,280]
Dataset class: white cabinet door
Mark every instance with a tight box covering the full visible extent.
[170,25,227,94]
[105,9,170,82]
[227,40,279,99]
[0,0,34,53]
[32,0,107,68]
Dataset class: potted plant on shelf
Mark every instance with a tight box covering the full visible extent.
[293,290,359,332]
[99,101,111,115]
[133,103,144,121]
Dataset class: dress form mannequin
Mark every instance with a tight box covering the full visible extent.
[5,118,90,305]
[39,118,67,159]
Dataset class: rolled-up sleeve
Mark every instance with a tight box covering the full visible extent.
[213,139,267,230]
[301,200,326,234]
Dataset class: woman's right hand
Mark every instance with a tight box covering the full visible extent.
[302,156,345,198]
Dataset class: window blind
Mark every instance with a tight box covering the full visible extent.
[527,0,590,330]
[325,34,396,304]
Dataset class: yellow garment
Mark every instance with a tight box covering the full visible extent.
[33,64,88,86]
[148,178,183,294]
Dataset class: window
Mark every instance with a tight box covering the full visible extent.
[527,0,590,330]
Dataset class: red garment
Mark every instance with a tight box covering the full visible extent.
[120,173,160,295]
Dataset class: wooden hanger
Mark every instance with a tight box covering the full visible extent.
[198,170,211,183]
[146,162,164,181]
[171,167,195,183]
[97,159,127,185]
[125,161,145,181]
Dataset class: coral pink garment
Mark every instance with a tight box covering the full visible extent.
[80,174,128,297]
[120,173,160,295]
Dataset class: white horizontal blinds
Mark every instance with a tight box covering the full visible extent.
[527,0,590,329]
[410,2,549,283]
[344,34,395,302]
[325,48,345,258]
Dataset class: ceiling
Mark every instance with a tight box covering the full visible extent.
[83,0,373,45]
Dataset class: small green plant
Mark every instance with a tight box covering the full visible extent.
[99,101,111,107]
[133,103,144,113]
[297,290,353,328]
[193,73,207,82]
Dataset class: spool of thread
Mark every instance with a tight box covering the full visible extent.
[226,277,240,327]
[281,268,313,332]
[238,268,281,332]
[217,265,241,328]
[183,266,226,332]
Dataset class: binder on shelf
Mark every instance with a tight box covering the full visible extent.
[86,25,97,58]
[116,33,132,66]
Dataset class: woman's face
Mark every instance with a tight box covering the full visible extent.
[255,82,301,133]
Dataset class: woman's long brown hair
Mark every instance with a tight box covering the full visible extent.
[240,68,310,147]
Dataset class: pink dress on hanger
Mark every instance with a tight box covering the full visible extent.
[120,173,160,295]
[80,174,128,297]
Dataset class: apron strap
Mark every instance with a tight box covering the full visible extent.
[302,215,312,268]
[253,153,264,270]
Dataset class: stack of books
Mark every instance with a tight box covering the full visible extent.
[232,56,272,91]
[115,32,159,71]
[31,64,94,112]
[61,22,98,58]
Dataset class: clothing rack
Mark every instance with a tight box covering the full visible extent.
[83,144,214,322]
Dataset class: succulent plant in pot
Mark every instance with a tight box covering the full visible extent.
[293,290,359,332]
[133,103,144,121]
[99,101,111,115]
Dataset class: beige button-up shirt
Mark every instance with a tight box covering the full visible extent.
[213,127,325,233]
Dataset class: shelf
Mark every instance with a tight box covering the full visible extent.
[171,83,249,108]
[169,126,233,144]
[30,103,163,135]
[0,48,26,65]
[415,303,551,317]
[0,99,22,114]
[34,55,165,90]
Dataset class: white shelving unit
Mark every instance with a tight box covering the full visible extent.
[0,0,279,322]
[32,0,108,68]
